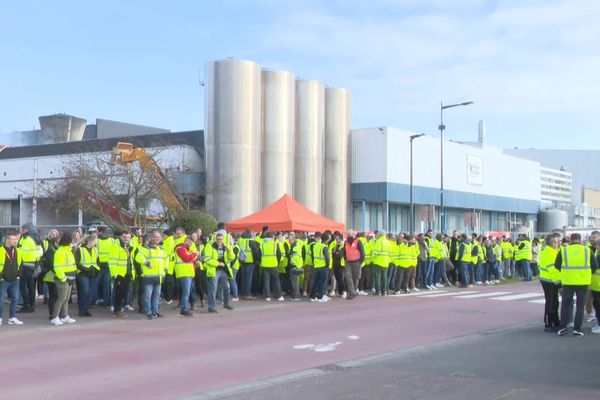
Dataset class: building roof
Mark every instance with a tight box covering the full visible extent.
[0,130,204,160]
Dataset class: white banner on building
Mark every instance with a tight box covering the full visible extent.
[467,155,483,185]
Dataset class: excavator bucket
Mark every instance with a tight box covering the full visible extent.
[110,142,135,164]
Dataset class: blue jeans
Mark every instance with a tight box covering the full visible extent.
[468,262,475,284]
[434,260,444,284]
[481,261,489,282]
[459,262,469,287]
[240,263,255,297]
[19,267,36,308]
[416,259,427,288]
[93,267,111,306]
[425,258,435,286]
[77,274,93,315]
[387,264,397,290]
[0,279,20,319]
[143,277,161,316]
[207,269,230,310]
[309,267,328,299]
[228,268,239,298]
[519,260,532,281]
[178,277,193,312]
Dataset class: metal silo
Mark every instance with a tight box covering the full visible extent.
[38,114,87,143]
[205,59,262,222]
[261,69,295,207]
[294,80,325,214]
[324,87,351,224]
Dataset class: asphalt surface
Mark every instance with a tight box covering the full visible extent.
[1,280,598,399]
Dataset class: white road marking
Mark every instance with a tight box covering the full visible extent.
[293,344,315,350]
[314,342,343,352]
[528,299,546,304]
[347,335,360,340]
[490,293,544,301]
[420,291,478,298]
[455,292,512,299]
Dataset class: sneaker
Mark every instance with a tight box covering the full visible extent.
[291,297,301,301]
[124,305,135,311]
[573,330,585,337]
[146,314,154,320]
[208,308,218,314]
[317,298,329,303]
[431,285,438,290]
[180,310,193,317]
[426,285,433,290]
[485,281,491,285]
[232,298,240,302]
[165,300,173,305]
[8,317,23,325]
[436,283,443,288]
[50,317,63,326]
[310,298,317,302]
[60,316,76,324]
[413,288,420,292]
[109,306,114,312]
[358,290,368,296]
[591,326,600,334]
[224,305,234,310]
[153,313,164,318]
[323,295,331,301]
[557,328,567,336]
[266,297,271,302]
[277,296,285,301]
[341,292,347,299]
[302,291,308,297]
[568,322,574,328]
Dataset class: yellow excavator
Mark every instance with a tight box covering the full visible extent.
[110,142,184,217]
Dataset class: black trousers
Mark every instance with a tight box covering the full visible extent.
[47,282,57,318]
[541,281,560,327]
[560,285,588,331]
[592,291,600,326]
[113,276,130,313]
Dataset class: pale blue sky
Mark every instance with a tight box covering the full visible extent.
[1,0,598,149]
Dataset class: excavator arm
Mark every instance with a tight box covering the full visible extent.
[110,142,184,216]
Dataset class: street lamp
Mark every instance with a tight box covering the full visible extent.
[439,101,473,234]
[409,133,425,235]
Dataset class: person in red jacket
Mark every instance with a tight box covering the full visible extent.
[174,237,198,316]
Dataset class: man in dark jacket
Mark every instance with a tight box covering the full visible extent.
[0,231,24,325]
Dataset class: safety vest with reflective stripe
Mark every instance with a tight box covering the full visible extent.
[514,240,532,261]
[78,247,100,275]
[538,246,560,284]
[97,237,114,264]
[109,243,132,279]
[0,246,23,275]
[135,245,167,279]
[18,236,41,263]
[433,240,448,261]
[372,237,391,268]
[289,242,304,269]
[202,244,233,278]
[174,244,197,278]
[459,242,472,263]
[53,245,77,283]
[260,240,279,268]
[238,237,255,263]
[312,242,327,269]
[397,242,413,268]
[560,244,591,286]
[494,244,503,261]
[359,237,370,267]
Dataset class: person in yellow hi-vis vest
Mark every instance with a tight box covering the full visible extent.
[538,234,561,332]
[259,231,283,302]
[590,238,600,334]
[51,233,77,326]
[556,233,597,336]
[372,231,391,296]
[0,231,24,326]
[203,231,234,313]
[174,236,199,317]
[109,232,134,319]
[95,227,114,308]
[135,230,168,319]
[74,235,99,317]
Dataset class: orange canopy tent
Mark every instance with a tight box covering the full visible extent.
[226,194,345,233]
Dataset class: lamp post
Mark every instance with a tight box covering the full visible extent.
[409,133,425,236]
[439,101,473,234]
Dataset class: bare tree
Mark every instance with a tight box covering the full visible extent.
[38,149,179,231]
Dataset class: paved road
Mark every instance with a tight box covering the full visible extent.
[2,281,595,399]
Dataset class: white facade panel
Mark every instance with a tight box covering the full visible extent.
[350,128,387,183]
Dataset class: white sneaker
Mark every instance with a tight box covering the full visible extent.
[50,317,63,326]
[568,322,574,328]
[432,285,438,290]
[341,292,347,299]
[165,300,173,305]
[266,297,271,302]
[591,326,600,334]
[310,298,317,302]
[124,305,135,311]
[586,315,597,322]
[110,306,115,312]
[371,288,376,293]
[318,297,329,303]
[323,295,331,301]
[426,285,433,290]
[0,318,2,325]
[413,288,420,292]
[277,296,285,301]
[436,283,443,288]
[494,280,500,284]
[60,316,76,324]
[476,281,483,285]
[358,290,368,296]
[8,317,23,325]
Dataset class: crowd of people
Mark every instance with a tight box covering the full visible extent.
[1,224,599,336]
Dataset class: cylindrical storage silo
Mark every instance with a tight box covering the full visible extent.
[261,69,295,207]
[323,87,351,224]
[205,59,262,222]
[539,209,569,232]
[294,80,325,214]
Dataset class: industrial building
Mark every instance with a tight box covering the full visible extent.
[1,58,595,235]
